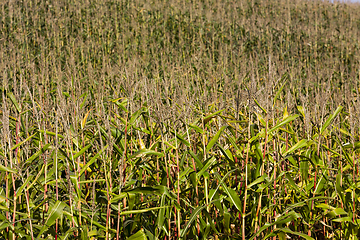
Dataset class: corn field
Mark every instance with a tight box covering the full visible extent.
[1,0,360,239]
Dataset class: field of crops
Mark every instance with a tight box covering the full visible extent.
[1,0,360,239]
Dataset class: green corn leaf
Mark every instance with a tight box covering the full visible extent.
[247,176,265,189]
[331,208,348,216]
[332,217,353,223]
[128,193,135,211]
[124,185,171,196]
[224,211,231,233]
[11,133,36,151]
[0,221,11,232]
[179,167,193,182]
[225,133,241,151]
[25,143,51,164]
[79,92,88,109]
[300,151,310,180]
[214,173,242,211]
[321,143,341,156]
[78,145,108,177]
[250,223,273,240]
[0,194,7,204]
[180,205,206,238]
[120,206,168,215]
[252,212,305,240]
[156,194,167,230]
[316,203,333,210]
[174,132,190,147]
[314,176,326,194]
[335,173,345,205]
[320,105,343,135]
[251,115,299,143]
[255,111,267,127]
[70,174,81,198]
[283,139,308,155]
[217,144,234,162]
[109,192,127,203]
[80,213,108,231]
[297,106,305,118]
[129,107,147,125]
[254,98,267,114]
[144,229,156,240]
[274,228,314,240]
[273,80,287,108]
[26,164,45,191]
[202,109,225,125]
[112,98,128,112]
[223,187,242,211]
[133,126,151,135]
[286,173,300,192]
[284,196,332,213]
[113,142,124,155]
[188,150,203,169]
[37,201,66,238]
[110,127,123,139]
[72,143,92,160]
[269,114,299,134]
[130,149,164,158]
[163,140,176,150]
[197,156,216,178]
[60,227,78,240]
[206,125,227,152]
[7,92,21,113]
[127,229,147,240]
[274,211,302,226]
[79,179,105,184]
[251,125,263,166]
[0,164,17,173]
[188,123,204,134]
[203,221,211,238]
[15,176,32,197]
[38,130,64,139]
[211,170,237,202]
[249,129,264,143]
